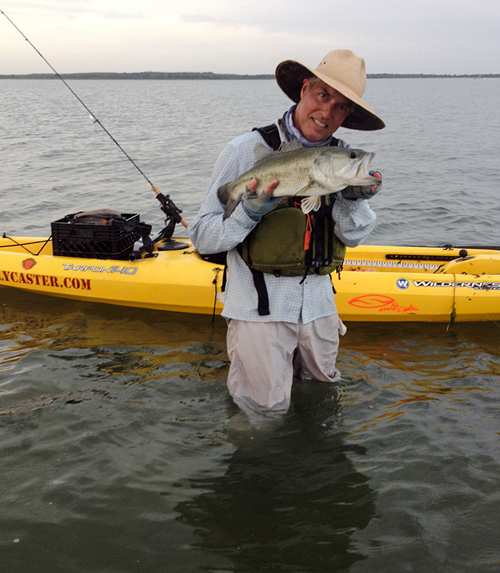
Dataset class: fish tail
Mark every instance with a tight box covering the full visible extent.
[222,197,241,220]
[217,182,232,204]
[217,182,238,219]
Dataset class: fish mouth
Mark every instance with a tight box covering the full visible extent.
[354,152,374,178]
[343,152,376,184]
[360,152,374,175]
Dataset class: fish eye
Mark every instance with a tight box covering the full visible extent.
[349,151,357,159]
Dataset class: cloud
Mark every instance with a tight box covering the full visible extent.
[1,0,499,75]
[180,14,217,24]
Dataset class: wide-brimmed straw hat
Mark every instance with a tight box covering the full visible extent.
[275,49,385,131]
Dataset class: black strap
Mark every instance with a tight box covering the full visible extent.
[326,199,334,265]
[238,228,271,314]
[249,268,270,316]
[199,251,227,265]
[221,263,228,293]
[252,123,340,151]
[252,124,282,151]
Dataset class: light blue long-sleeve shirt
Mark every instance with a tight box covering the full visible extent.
[189,121,376,323]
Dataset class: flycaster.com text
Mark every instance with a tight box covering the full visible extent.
[412,280,500,290]
[0,270,91,291]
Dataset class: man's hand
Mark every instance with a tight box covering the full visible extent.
[242,178,282,220]
[370,171,382,192]
[341,170,382,200]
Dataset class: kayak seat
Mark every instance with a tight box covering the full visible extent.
[435,254,500,275]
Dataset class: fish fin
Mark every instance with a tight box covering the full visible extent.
[301,196,322,214]
[292,182,314,196]
[252,139,300,165]
[253,142,274,164]
[279,139,302,153]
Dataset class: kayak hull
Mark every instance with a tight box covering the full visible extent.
[0,237,222,316]
[1,237,499,322]
[336,246,500,322]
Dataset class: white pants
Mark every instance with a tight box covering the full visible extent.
[226,315,346,417]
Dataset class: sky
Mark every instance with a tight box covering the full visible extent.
[1,0,499,76]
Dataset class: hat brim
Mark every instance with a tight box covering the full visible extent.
[275,60,385,131]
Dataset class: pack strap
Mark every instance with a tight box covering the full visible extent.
[249,268,270,316]
[237,243,270,315]
[253,122,340,152]
[252,124,282,151]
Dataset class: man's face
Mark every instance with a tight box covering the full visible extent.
[293,78,355,142]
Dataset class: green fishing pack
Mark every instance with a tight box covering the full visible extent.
[239,200,346,278]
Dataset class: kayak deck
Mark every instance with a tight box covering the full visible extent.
[1,236,499,322]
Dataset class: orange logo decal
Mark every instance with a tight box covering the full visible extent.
[349,294,395,309]
[349,295,419,314]
[22,258,37,270]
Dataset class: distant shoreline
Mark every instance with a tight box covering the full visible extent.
[0,72,498,80]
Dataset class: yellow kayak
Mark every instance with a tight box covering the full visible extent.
[1,235,499,322]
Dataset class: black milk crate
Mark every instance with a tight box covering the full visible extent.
[51,213,140,260]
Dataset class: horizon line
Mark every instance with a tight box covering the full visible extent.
[1,71,499,80]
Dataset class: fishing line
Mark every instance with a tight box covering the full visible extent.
[1,8,188,228]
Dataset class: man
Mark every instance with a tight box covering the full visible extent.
[189,49,385,419]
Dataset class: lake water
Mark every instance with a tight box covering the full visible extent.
[1,78,500,572]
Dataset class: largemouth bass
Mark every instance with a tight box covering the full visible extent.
[218,143,379,219]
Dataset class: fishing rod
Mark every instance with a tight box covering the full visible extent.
[0,8,188,230]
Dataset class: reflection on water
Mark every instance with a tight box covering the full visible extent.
[337,323,500,444]
[177,382,375,572]
[0,287,227,393]
[1,288,500,571]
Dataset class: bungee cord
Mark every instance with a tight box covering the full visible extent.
[1,8,188,229]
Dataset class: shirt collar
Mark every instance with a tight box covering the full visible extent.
[284,105,333,148]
